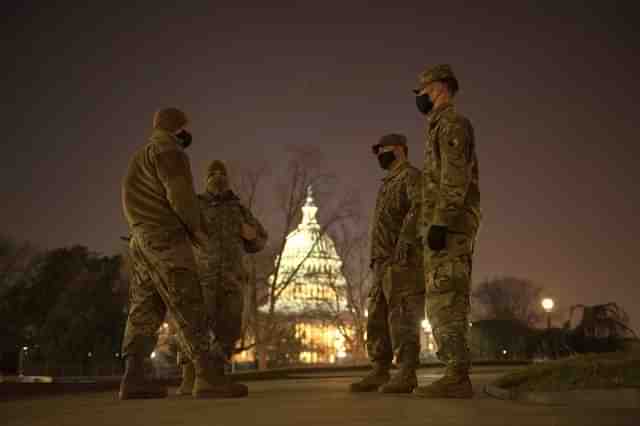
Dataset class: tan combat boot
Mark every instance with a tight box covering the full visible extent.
[378,364,417,394]
[349,362,391,392]
[175,362,195,396]
[193,355,248,398]
[413,366,473,398]
[118,355,168,400]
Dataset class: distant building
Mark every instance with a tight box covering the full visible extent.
[250,186,351,364]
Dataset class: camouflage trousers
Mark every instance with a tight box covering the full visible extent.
[122,226,209,362]
[366,260,425,366]
[177,271,244,365]
[424,253,472,373]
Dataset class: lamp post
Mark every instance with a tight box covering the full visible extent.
[19,346,28,377]
[541,298,554,330]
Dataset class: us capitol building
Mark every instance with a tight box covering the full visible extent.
[265,186,350,363]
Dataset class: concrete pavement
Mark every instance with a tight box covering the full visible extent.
[3,368,639,426]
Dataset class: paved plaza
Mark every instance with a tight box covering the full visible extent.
[3,367,639,426]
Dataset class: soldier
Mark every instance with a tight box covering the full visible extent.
[176,159,268,397]
[350,133,424,394]
[120,107,242,399]
[413,65,481,398]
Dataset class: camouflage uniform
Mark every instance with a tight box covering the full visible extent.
[367,153,424,372]
[174,160,267,397]
[195,187,268,359]
[419,65,481,379]
[121,127,209,364]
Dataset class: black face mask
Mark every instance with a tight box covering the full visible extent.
[175,129,192,149]
[377,151,396,170]
[416,94,434,115]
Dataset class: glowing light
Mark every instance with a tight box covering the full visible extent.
[336,350,347,358]
[428,343,434,351]
[22,346,28,351]
[150,351,157,359]
[421,319,432,332]
[364,309,368,318]
[541,298,554,312]
[502,349,507,355]
[263,187,348,316]
[255,188,353,363]
[162,322,169,329]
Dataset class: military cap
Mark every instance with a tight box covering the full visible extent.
[413,64,459,94]
[371,133,408,155]
[153,107,189,132]
[207,160,228,176]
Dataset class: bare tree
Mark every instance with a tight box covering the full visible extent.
[226,161,272,358]
[230,161,271,216]
[0,234,37,294]
[316,222,371,362]
[231,147,358,369]
[0,234,39,354]
[472,276,544,326]
[569,303,637,340]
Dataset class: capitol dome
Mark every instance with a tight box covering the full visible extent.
[270,186,346,314]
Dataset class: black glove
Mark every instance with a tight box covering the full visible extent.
[427,225,448,251]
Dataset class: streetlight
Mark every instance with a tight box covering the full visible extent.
[19,346,28,376]
[541,298,554,329]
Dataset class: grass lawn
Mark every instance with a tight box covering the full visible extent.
[492,349,640,393]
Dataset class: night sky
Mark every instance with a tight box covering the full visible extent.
[3,3,639,330]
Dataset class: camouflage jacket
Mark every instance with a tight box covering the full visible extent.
[423,103,481,239]
[370,160,422,268]
[122,129,203,239]
[196,190,268,289]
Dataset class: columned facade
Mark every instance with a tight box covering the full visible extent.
[266,186,350,363]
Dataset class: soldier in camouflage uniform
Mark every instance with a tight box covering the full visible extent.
[176,159,268,397]
[121,108,243,400]
[413,65,481,398]
[350,133,424,394]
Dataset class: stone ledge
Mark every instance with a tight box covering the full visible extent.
[484,383,640,408]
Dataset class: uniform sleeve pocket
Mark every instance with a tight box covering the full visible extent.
[427,262,454,294]
[140,229,185,253]
[426,258,470,295]
[140,230,172,252]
